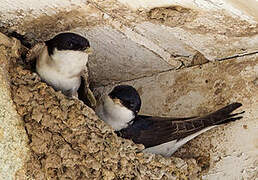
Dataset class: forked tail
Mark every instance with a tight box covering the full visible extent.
[200,102,244,126]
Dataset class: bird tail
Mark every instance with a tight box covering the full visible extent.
[200,102,244,126]
[173,102,244,141]
[172,102,244,151]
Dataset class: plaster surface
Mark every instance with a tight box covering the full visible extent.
[76,26,174,86]
[0,0,258,179]
[0,34,29,180]
[0,0,87,18]
[118,0,258,22]
[95,55,258,179]
[1,0,258,86]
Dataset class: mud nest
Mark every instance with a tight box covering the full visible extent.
[1,33,202,179]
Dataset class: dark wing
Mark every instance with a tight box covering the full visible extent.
[116,102,244,148]
[78,77,91,106]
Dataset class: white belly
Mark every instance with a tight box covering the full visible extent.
[36,47,88,95]
[37,65,80,92]
[144,126,216,157]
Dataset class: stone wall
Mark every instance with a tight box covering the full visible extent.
[0,0,257,179]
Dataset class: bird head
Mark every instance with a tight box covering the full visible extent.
[108,85,141,116]
[45,32,92,55]
[95,85,142,130]
[44,32,93,71]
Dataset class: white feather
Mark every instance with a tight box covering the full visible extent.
[143,126,216,157]
[36,47,88,94]
[95,95,135,131]
[96,91,218,157]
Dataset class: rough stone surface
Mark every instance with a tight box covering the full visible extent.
[0,0,258,179]
[0,33,29,180]
[1,33,201,179]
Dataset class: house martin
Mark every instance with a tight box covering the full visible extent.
[96,85,244,156]
[27,32,93,98]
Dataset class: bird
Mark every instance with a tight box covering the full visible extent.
[95,85,244,157]
[26,32,96,107]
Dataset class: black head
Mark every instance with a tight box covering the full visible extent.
[45,32,90,56]
[109,85,141,114]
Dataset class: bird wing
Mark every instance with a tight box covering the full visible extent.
[78,75,97,109]
[26,42,45,62]
[116,102,243,148]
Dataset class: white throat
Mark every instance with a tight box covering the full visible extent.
[95,95,135,131]
[50,48,89,77]
[36,47,89,93]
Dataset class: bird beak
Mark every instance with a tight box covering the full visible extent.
[113,98,123,107]
[84,47,93,54]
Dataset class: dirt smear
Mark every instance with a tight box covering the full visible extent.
[184,10,258,37]
[148,6,198,27]
[1,5,107,47]
[1,33,203,179]
[147,6,258,37]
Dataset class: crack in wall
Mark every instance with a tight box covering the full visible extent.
[216,50,258,61]
[94,68,176,88]
[96,50,258,88]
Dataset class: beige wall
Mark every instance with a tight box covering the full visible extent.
[0,0,257,179]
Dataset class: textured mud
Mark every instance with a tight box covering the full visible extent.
[185,12,258,37]
[0,4,107,47]
[148,6,198,27]
[0,33,29,180]
[147,6,258,38]
[2,34,204,179]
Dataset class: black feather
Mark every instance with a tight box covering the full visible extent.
[109,85,141,114]
[45,32,90,55]
[116,103,243,148]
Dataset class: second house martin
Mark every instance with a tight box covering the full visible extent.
[96,85,244,156]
